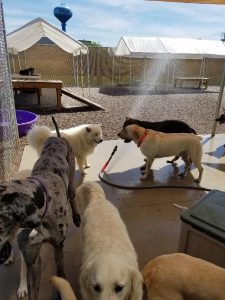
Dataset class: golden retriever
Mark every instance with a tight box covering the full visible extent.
[118,124,203,182]
[142,253,225,300]
[77,181,143,300]
[50,276,77,300]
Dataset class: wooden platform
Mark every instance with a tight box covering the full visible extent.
[174,76,210,89]
[12,80,104,112]
[12,79,63,111]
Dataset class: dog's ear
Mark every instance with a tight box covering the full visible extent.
[86,127,91,133]
[80,263,93,299]
[131,126,140,141]
[129,268,143,300]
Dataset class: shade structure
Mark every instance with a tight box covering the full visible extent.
[114,37,225,59]
[7,17,88,55]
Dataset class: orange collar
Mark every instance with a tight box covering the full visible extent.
[137,130,148,147]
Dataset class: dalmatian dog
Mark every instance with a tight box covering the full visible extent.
[0,118,81,300]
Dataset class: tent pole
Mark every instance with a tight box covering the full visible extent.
[129,56,132,91]
[11,51,15,73]
[24,51,27,68]
[18,53,21,70]
[199,57,203,77]
[72,54,76,86]
[77,53,79,88]
[119,56,121,84]
[211,60,225,137]
[86,50,90,97]
[80,53,84,96]
[144,57,146,85]
[205,57,209,77]
[112,54,115,86]
[111,54,115,86]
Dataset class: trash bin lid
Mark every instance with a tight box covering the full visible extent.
[181,190,225,242]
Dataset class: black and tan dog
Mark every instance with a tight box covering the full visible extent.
[0,117,80,299]
[123,117,197,135]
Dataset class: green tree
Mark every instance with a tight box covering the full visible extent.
[79,39,102,47]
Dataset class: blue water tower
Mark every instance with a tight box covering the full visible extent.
[53,3,73,32]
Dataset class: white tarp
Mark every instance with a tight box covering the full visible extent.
[114,37,225,59]
[7,18,88,55]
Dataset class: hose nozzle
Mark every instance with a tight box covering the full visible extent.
[100,145,118,173]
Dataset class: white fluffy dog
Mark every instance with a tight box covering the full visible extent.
[118,124,203,183]
[77,181,143,300]
[27,124,103,175]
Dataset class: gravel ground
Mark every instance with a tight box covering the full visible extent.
[11,85,225,178]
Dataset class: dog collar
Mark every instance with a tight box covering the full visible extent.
[137,130,148,148]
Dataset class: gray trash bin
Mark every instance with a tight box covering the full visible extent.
[179,189,225,267]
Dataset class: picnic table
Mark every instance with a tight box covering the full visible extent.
[174,76,210,89]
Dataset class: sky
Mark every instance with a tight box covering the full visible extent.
[3,0,225,47]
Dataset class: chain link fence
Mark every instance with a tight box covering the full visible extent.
[9,44,225,87]
[0,0,19,181]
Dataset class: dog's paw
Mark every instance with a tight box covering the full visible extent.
[4,248,13,265]
[140,175,148,181]
[194,178,200,183]
[179,172,185,177]
[81,170,88,175]
[84,164,91,169]
[17,282,28,299]
[140,164,146,171]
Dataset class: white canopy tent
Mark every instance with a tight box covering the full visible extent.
[114,37,225,59]
[7,17,88,55]
[114,36,225,135]
[7,18,90,92]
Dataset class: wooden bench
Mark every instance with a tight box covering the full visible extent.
[174,77,210,89]
[12,79,63,111]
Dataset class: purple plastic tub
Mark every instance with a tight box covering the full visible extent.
[16,110,38,137]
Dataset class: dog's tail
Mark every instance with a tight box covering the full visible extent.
[50,276,77,300]
[27,125,52,156]
[52,116,61,137]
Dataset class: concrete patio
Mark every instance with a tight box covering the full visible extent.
[0,133,225,299]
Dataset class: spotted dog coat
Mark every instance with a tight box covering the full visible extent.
[0,136,80,300]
